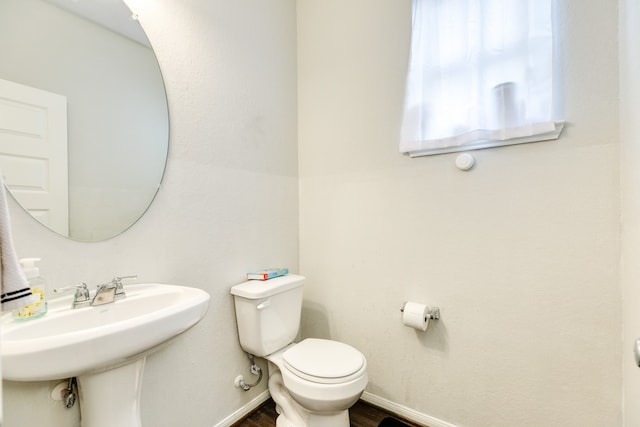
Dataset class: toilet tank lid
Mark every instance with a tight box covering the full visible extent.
[230,274,305,299]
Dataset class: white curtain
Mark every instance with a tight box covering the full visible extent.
[400,0,562,157]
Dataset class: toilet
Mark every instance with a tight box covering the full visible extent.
[230,274,368,427]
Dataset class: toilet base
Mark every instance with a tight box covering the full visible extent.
[268,361,352,427]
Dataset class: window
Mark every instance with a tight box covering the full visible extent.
[400,0,564,157]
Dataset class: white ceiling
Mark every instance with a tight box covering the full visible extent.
[44,0,149,46]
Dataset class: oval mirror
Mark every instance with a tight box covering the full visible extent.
[0,0,169,242]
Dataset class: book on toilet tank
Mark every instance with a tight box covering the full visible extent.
[247,268,289,281]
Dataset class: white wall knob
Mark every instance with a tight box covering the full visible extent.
[455,153,475,171]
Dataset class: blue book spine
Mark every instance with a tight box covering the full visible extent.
[247,268,289,280]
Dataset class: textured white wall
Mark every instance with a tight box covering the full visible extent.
[297,1,621,427]
[1,0,627,426]
[620,0,640,426]
[2,0,298,426]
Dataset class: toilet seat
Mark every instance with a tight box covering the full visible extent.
[282,338,366,384]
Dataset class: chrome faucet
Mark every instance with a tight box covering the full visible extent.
[54,276,137,309]
[91,276,137,306]
[53,283,91,308]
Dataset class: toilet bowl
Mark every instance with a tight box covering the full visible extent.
[269,339,367,412]
[230,275,368,427]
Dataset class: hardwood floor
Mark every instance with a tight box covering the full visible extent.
[231,398,426,427]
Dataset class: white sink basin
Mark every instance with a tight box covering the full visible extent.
[2,283,210,381]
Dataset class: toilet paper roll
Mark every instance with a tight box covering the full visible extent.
[402,302,430,331]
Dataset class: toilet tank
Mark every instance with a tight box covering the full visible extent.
[230,274,305,357]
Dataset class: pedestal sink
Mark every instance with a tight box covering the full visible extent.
[1,283,210,427]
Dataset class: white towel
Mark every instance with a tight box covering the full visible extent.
[0,174,35,311]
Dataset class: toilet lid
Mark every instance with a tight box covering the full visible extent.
[282,338,365,383]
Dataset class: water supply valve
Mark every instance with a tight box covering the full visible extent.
[233,353,263,391]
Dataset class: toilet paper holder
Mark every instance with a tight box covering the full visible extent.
[400,302,440,320]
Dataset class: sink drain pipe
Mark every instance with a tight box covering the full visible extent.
[234,353,263,391]
[63,377,77,408]
[52,377,77,408]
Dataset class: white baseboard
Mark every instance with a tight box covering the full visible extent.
[361,391,460,427]
[213,390,271,427]
[212,390,459,427]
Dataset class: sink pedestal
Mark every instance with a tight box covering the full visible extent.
[77,357,146,427]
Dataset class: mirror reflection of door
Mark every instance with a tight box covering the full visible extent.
[0,78,69,236]
[0,0,169,242]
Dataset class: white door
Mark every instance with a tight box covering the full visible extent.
[0,78,68,235]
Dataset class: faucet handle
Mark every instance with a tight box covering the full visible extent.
[112,275,138,283]
[111,275,137,292]
[54,283,90,304]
